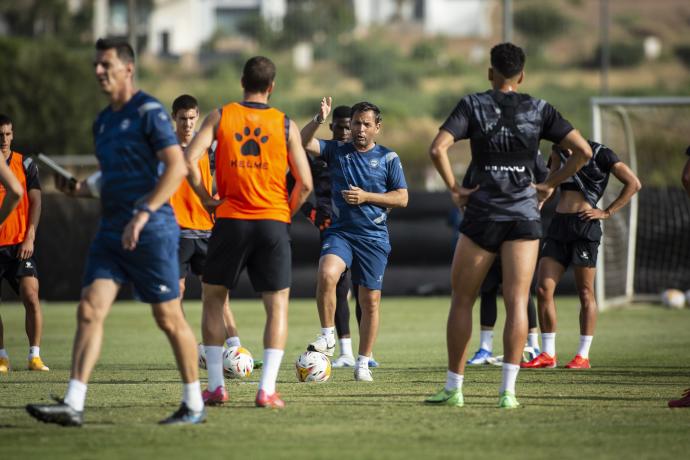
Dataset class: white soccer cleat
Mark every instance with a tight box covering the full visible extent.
[307,334,336,357]
[331,354,356,368]
[354,366,373,382]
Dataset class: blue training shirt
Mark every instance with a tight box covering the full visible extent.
[318,139,407,240]
[93,90,178,234]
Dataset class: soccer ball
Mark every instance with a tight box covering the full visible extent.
[522,346,539,363]
[223,346,254,379]
[198,343,207,370]
[661,289,686,309]
[295,351,331,383]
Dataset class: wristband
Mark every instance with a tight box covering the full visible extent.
[135,203,154,215]
[313,113,326,125]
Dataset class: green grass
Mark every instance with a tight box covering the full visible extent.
[1,297,689,459]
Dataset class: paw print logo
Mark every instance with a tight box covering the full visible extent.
[235,127,269,156]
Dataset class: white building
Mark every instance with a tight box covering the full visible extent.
[92,0,491,56]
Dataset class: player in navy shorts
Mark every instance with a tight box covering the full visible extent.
[26,38,205,427]
[302,100,408,382]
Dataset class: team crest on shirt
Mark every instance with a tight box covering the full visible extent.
[369,159,379,168]
[120,118,130,131]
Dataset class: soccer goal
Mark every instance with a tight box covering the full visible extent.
[591,97,690,310]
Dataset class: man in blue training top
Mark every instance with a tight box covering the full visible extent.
[26,38,205,426]
[302,99,408,382]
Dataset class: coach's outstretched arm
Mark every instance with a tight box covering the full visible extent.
[301,96,332,156]
[429,129,479,208]
[288,120,313,215]
[536,129,593,205]
[185,110,223,212]
[0,161,22,225]
[122,144,187,250]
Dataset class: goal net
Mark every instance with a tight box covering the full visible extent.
[591,97,690,310]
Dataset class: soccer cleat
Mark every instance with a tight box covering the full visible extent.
[0,356,9,373]
[522,346,540,363]
[202,386,229,406]
[521,352,557,369]
[28,356,49,371]
[255,390,285,408]
[26,397,83,427]
[668,389,690,408]
[565,355,591,369]
[253,359,263,370]
[498,390,520,409]
[307,334,335,357]
[159,402,206,425]
[467,348,493,365]
[487,355,504,366]
[332,354,355,368]
[354,366,373,382]
[368,357,380,368]
[425,388,464,407]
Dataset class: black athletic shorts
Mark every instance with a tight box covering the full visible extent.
[178,237,208,278]
[459,219,542,253]
[0,244,39,294]
[203,218,291,292]
[540,212,602,268]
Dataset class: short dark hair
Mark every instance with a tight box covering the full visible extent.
[172,94,199,115]
[242,56,276,94]
[490,42,525,79]
[96,37,135,64]
[332,105,351,120]
[0,114,12,127]
[350,102,382,124]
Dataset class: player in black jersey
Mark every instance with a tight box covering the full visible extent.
[425,43,592,409]
[522,141,640,370]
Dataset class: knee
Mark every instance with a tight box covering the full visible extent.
[319,267,342,288]
[153,309,181,334]
[77,300,103,326]
[578,286,595,306]
[537,283,554,301]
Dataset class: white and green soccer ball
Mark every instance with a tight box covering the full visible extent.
[295,351,331,383]
[223,346,254,379]
[197,343,207,370]
[522,346,539,363]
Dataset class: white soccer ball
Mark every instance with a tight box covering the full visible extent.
[522,346,539,363]
[295,351,331,383]
[661,289,686,309]
[198,343,207,370]
[223,346,254,379]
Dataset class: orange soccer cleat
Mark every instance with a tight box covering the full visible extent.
[255,390,285,409]
[520,352,557,369]
[565,355,591,369]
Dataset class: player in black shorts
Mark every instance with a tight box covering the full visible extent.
[425,43,592,409]
[0,113,49,373]
[464,157,549,365]
[523,140,640,370]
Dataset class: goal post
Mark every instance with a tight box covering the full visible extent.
[591,97,690,310]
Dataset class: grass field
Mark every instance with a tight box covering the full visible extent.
[1,297,690,459]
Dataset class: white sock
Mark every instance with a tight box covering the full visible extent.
[258,348,284,395]
[541,332,556,357]
[64,379,87,412]
[182,380,204,412]
[29,346,40,359]
[527,333,539,349]
[321,327,335,337]
[500,363,520,395]
[577,335,593,359]
[0,348,8,358]
[225,336,241,348]
[339,338,353,357]
[479,330,493,352]
[444,370,464,392]
[205,345,225,391]
[356,354,369,369]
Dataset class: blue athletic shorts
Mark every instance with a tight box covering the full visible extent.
[320,231,391,290]
[83,228,180,303]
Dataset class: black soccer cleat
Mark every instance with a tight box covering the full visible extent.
[158,402,206,425]
[26,398,84,427]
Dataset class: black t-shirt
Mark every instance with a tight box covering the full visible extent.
[559,142,620,192]
[6,153,41,191]
[441,90,573,222]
